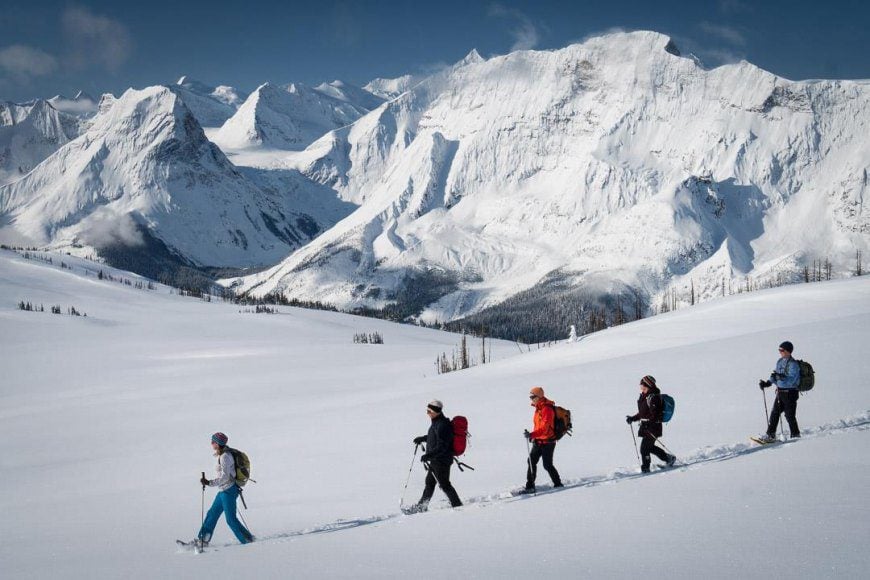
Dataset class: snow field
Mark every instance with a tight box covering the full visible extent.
[1,249,869,578]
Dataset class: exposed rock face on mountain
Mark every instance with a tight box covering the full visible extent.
[229,31,869,337]
[0,86,353,271]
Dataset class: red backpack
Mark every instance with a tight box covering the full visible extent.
[451,416,469,456]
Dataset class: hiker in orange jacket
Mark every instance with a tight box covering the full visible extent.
[521,387,563,493]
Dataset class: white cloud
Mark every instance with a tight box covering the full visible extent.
[62,5,132,71]
[0,44,58,79]
[488,3,541,52]
[78,208,144,248]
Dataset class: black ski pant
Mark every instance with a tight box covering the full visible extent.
[419,458,462,507]
[640,435,670,471]
[767,388,800,437]
[526,440,562,488]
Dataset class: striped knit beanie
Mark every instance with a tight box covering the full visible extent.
[640,375,657,389]
[211,432,228,447]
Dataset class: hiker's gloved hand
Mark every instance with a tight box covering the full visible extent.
[759,380,772,389]
[625,415,635,424]
[413,436,427,445]
[200,476,209,486]
[420,453,431,463]
[770,372,780,382]
[523,429,531,440]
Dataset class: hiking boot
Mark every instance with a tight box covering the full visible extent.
[553,483,564,488]
[517,485,536,495]
[790,433,801,439]
[666,454,677,467]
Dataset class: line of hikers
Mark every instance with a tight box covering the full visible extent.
[192,340,807,546]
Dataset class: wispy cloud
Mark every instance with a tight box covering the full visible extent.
[62,5,132,71]
[488,3,541,52]
[699,22,746,46]
[0,44,58,82]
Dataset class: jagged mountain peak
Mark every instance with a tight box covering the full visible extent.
[213,80,370,151]
[0,84,349,268]
[458,48,485,66]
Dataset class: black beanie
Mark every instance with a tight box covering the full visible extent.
[779,341,794,353]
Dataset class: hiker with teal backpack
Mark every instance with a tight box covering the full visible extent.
[626,376,676,473]
[196,432,254,546]
[757,341,807,442]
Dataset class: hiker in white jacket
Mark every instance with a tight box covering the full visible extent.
[196,432,253,545]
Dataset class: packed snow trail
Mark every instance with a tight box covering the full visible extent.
[195,410,870,551]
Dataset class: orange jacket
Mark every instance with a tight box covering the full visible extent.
[529,397,555,441]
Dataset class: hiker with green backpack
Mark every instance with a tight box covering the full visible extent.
[626,376,676,473]
[757,341,804,442]
[196,432,254,546]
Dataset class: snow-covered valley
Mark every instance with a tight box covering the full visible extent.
[1,248,868,578]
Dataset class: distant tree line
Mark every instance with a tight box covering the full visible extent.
[353,332,384,344]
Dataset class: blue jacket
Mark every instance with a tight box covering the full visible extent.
[773,357,801,389]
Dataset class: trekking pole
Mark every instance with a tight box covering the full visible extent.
[650,434,675,457]
[200,472,206,552]
[525,437,537,495]
[762,387,770,429]
[628,423,641,466]
[400,443,421,508]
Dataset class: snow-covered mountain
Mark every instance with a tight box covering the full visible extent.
[0,86,353,269]
[230,31,869,331]
[364,74,419,100]
[315,79,385,111]
[174,76,246,128]
[0,99,82,186]
[211,82,373,151]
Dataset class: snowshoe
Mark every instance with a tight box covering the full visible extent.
[750,434,778,445]
[401,503,428,515]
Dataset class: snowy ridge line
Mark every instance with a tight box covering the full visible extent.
[200,411,870,551]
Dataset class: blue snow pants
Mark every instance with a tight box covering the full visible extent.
[197,484,252,544]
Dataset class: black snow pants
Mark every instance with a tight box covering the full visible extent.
[526,440,562,488]
[640,435,670,471]
[420,458,462,507]
[767,388,800,438]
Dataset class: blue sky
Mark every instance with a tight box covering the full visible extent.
[1,0,867,101]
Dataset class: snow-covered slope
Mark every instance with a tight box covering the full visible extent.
[0,99,81,186]
[212,82,372,151]
[232,31,869,325]
[0,86,352,267]
[174,76,246,127]
[2,248,869,578]
[315,79,385,111]
[364,73,419,100]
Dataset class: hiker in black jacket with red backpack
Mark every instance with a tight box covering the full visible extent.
[407,400,462,512]
[626,376,676,473]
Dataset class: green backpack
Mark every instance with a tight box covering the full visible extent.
[793,359,815,392]
[227,448,253,487]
